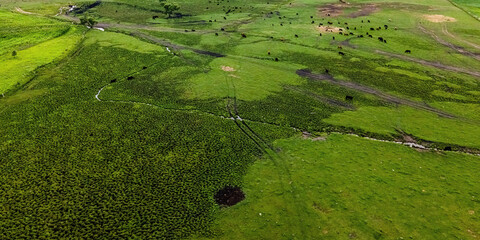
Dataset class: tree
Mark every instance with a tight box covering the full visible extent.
[80,14,98,28]
[159,0,180,18]
[12,50,17,57]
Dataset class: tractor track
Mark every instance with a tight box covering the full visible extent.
[296,69,456,118]
[419,25,480,61]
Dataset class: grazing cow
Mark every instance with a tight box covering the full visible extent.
[268,51,271,55]
[280,23,283,26]
[368,20,371,23]
[191,29,196,32]
[378,37,384,42]
[354,27,357,30]
[143,66,147,69]
[209,20,212,22]
[295,34,299,38]
[394,27,398,30]
[325,69,329,74]
[110,79,117,83]
[384,25,388,29]
[328,21,333,25]
[383,39,387,43]
[185,29,189,32]
[338,45,343,49]
[221,28,225,31]
[327,13,331,16]
[310,16,313,18]
[370,27,375,31]
[346,26,350,30]
[361,20,364,23]
[405,50,411,53]
[311,21,315,24]
[241,33,247,38]
[127,76,135,80]
[444,146,452,151]
[215,33,219,36]
[349,32,354,36]
[345,95,354,101]
[338,51,345,56]
[368,35,373,38]
[223,16,227,20]
[275,57,279,62]
[152,16,159,19]
[319,33,322,36]
[333,36,335,40]
[319,23,323,26]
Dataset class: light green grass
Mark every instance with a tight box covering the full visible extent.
[0,26,83,93]
[324,106,480,148]
[430,102,480,121]
[200,134,480,239]
[184,57,306,101]
[84,30,166,54]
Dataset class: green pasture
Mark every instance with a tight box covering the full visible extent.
[0,0,479,238]
[202,134,480,239]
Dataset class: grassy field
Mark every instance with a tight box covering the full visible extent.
[202,134,480,239]
[0,0,479,238]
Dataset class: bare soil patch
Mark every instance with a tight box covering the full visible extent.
[318,3,345,17]
[348,4,379,18]
[318,3,379,18]
[222,66,235,72]
[214,186,245,206]
[317,26,343,34]
[424,15,456,23]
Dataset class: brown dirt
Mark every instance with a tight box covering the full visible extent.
[348,4,379,18]
[424,14,456,23]
[214,186,245,206]
[317,3,379,18]
[317,26,343,33]
[222,66,235,72]
[318,3,345,17]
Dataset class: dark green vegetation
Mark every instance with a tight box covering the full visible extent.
[1,0,479,238]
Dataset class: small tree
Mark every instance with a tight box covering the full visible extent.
[12,50,17,57]
[80,14,97,28]
[159,0,180,18]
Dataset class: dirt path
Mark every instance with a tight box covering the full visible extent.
[419,25,480,61]
[296,69,456,118]
[15,7,35,15]
[375,50,480,78]
[442,24,480,51]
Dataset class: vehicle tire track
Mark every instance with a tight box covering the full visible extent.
[419,25,480,61]
[375,49,480,78]
[296,69,456,118]
[441,24,480,51]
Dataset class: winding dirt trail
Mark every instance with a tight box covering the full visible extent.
[442,24,480,51]
[15,7,35,15]
[419,25,480,61]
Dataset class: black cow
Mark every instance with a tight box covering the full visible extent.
[405,50,411,54]
[338,51,345,56]
[345,95,354,101]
